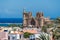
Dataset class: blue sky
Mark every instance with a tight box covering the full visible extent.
[0,0,60,18]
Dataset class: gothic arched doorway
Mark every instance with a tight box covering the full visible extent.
[31,18,35,25]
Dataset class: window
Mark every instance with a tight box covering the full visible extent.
[20,35,21,39]
[12,37,15,40]
[8,36,10,40]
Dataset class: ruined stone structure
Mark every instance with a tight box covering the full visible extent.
[23,10,51,28]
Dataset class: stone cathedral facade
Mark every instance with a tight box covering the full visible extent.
[23,10,51,28]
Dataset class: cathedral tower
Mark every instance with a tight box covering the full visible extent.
[36,12,44,27]
[40,12,44,27]
[28,12,32,25]
[23,9,28,27]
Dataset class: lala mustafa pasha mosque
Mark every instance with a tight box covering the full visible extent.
[23,9,52,28]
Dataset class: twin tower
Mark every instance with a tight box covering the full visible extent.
[23,10,45,28]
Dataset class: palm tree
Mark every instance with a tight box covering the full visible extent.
[39,33,50,40]
[52,26,60,40]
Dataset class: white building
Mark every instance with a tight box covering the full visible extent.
[9,31,23,40]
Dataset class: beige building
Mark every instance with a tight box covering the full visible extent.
[23,10,51,28]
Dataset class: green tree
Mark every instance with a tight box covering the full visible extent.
[24,32,33,38]
[55,17,60,24]
[47,24,54,28]
[41,26,47,33]
[8,24,17,27]
[8,24,23,29]
[17,24,23,28]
